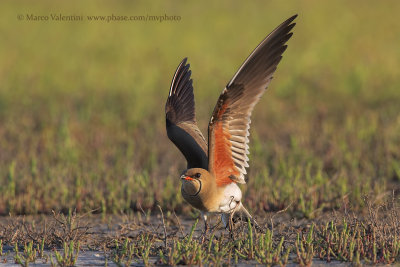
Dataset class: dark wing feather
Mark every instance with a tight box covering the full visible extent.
[208,15,297,185]
[166,58,208,169]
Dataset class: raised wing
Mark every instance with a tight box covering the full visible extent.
[166,58,208,169]
[208,15,297,186]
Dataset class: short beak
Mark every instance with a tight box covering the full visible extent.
[180,175,193,181]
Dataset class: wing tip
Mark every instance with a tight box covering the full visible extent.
[169,57,191,97]
[181,57,188,66]
[286,14,298,25]
[290,14,298,20]
[279,14,297,36]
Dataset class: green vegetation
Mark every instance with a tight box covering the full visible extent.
[0,0,400,219]
[52,241,80,267]
[0,206,399,265]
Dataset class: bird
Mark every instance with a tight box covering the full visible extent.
[165,15,297,235]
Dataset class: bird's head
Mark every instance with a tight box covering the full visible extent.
[180,168,212,196]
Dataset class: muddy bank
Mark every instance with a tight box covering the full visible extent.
[0,209,398,266]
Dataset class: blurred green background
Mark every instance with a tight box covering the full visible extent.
[0,0,399,216]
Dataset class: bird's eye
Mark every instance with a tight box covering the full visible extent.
[194,173,201,179]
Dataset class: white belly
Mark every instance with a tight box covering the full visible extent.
[217,183,242,213]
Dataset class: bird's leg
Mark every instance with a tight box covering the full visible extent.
[208,220,222,237]
[222,196,238,239]
[199,212,208,243]
[228,211,234,239]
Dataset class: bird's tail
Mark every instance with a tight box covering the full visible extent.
[221,202,261,230]
[238,203,261,230]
